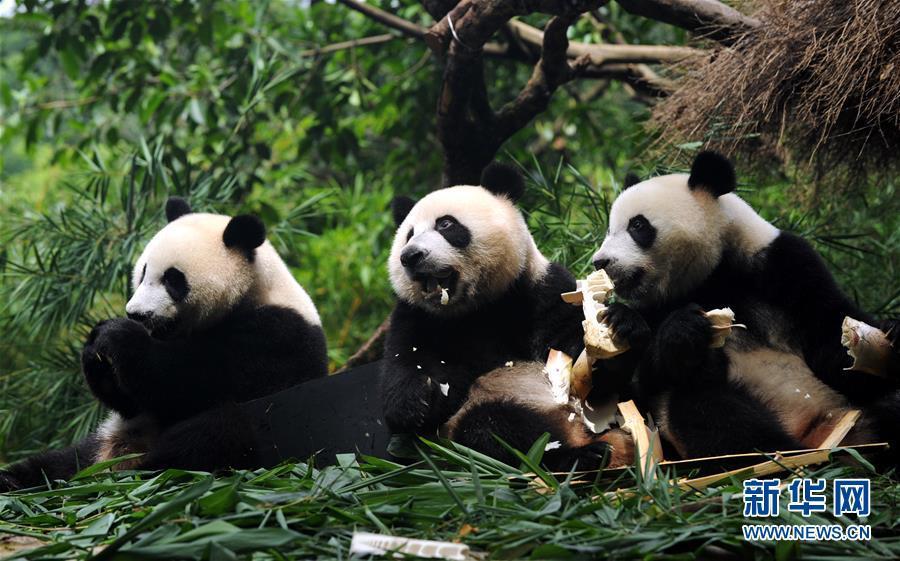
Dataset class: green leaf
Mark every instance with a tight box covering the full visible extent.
[525,432,551,467]
[0,80,13,107]
[128,21,144,46]
[530,544,574,559]
[71,453,144,480]
[198,481,240,516]
[59,49,81,80]
[493,434,559,491]
[91,476,214,560]
[189,98,206,126]
[172,520,240,542]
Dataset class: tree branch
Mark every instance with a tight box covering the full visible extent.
[616,0,760,45]
[580,63,673,97]
[506,19,700,65]
[496,16,584,140]
[335,0,693,184]
[298,34,397,57]
[338,0,512,57]
[435,42,499,185]
[425,0,609,55]
[339,317,391,371]
[420,0,458,20]
[337,0,427,40]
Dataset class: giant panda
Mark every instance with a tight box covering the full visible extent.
[381,164,632,470]
[0,198,327,491]
[591,151,900,459]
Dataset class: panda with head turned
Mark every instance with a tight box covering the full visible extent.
[0,198,327,491]
[592,151,900,459]
[381,164,632,470]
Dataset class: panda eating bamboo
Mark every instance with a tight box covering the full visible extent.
[591,151,900,459]
[0,198,327,491]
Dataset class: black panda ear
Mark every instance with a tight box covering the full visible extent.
[223,215,266,256]
[688,151,736,197]
[391,196,416,226]
[165,197,192,222]
[623,172,641,190]
[480,162,525,202]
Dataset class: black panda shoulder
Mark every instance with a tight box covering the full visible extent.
[225,303,322,332]
[531,262,577,296]
[207,305,327,372]
[527,262,584,358]
[752,231,873,322]
[525,261,577,316]
[760,234,847,298]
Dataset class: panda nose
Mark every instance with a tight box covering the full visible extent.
[400,247,428,268]
[593,256,612,271]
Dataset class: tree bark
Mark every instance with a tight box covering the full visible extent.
[339,317,391,371]
[616,0,759,45]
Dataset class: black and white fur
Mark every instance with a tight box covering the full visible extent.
[0,198,327,491]
[381,164,629,470]
[593,151,900,459]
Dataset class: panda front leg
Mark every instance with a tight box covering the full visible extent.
[593,302,652,397]
[82,319,144,417]
[380,358,452,436]
[638,304,718,393]
[0,435,100,492]
[82,317,194,420]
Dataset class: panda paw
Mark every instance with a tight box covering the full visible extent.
[0,471,21,493]
[383,378,442,434]
[545,441,610,472]
[572,441,611,471]
[82,319,151,405]
[654,304,714,370]
[90,318,151,360]
[601,303,650,349]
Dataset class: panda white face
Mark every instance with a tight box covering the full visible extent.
[389,165,547,315]
[126,199,266,337]
[592,173,727,306]
[591,152,779,308]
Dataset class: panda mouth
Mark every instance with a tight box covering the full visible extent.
[608,268,645,300]
[414,269,459,305]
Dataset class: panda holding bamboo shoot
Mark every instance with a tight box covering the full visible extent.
[592,151,900,459]
[0,198,327,491]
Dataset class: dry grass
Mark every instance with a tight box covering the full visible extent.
[653,0,900,183]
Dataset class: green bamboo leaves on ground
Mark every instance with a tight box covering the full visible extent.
[1,440,899,560]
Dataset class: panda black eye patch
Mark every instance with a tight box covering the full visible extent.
[162,267,190,302]
[139,263,147,284]
[627,214,656,249]
[435,215,471,248]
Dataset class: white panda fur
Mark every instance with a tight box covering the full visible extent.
[388,185,549,316]
[127,212,320,331]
